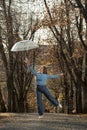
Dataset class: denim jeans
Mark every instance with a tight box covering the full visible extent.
[37,85,58,115]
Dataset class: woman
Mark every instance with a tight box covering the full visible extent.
[24,58,63,118]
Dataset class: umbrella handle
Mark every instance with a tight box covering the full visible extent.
[25,51,29,58]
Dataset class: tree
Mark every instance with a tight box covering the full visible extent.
[0,0,40,112]
[41,0,87,113]
[69,0,87,113]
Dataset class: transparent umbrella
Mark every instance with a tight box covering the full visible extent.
[11,40,39,52]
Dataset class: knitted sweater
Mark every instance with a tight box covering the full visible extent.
[28,66,61,86]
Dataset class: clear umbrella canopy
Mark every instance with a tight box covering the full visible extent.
[11,40,39,52]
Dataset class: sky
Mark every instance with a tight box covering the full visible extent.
[2,0,60,45]
[14,0,52,44]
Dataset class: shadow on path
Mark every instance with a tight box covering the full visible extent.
[0,113,87,130]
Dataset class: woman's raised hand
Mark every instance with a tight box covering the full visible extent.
[60,73,64,76]
[24,58,30,65]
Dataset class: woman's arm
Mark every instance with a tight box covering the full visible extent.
[24,58,37,76]
[47,73,64,79]
[28,65,37,76]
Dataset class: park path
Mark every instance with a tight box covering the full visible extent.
[0,113,87,130]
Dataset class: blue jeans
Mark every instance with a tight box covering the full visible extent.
[37,85,58,115]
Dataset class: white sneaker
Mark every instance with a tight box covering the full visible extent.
[39,115,44,119]
[59,103,62,108]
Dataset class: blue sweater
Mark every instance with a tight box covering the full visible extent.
[28,66,61,86]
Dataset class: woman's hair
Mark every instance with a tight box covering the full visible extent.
[43,66,47,74]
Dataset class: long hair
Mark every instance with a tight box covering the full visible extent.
[43,66,47,74]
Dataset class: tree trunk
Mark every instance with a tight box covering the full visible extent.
[76,80,82,113]
[82,86,87,113]
[68,79,74,114]
[82,52,87,113]
[18,99,25,112]
[7,75,16,112]
[0,89,6,112]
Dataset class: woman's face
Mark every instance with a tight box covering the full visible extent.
[40,67,44,73]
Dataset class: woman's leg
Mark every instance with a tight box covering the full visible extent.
[43,86,58,106]
[37,88,44,115]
